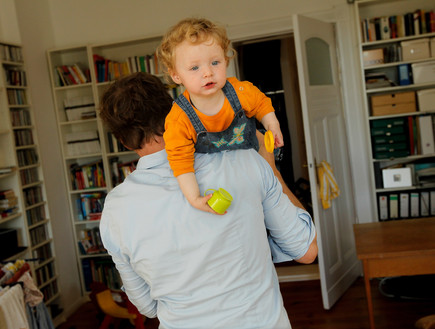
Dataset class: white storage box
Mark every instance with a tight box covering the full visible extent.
[431,38,435,57]
[362,48,384,67]
[382,168,412,188]
[401,38,430,61]
[417,89,435,112]
[412,61,435,84]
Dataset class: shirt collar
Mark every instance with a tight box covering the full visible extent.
[137,149,168,170]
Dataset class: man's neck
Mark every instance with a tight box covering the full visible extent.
[135,135,165,157]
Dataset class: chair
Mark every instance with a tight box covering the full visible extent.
[91,282,146,329]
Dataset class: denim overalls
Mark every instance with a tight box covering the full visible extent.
[174,80,259,154]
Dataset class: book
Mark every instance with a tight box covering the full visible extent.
[380,16,390,40]
[389,194,398,219]
[73,64,88,83]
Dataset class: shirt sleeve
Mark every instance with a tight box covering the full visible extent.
[99,212,158,318]
[163,103,197,177]
[258,157,316,263]
[228,77,275,122]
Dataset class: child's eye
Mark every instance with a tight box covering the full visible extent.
[190,66,199,71]
[211,61,219,66]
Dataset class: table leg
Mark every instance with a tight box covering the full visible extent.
[363,260,375,329]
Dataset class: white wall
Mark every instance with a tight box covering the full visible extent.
[12,0,374,315]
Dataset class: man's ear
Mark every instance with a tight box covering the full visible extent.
[169,69,181,84]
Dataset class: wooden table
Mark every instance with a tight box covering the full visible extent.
[353,217,435,329]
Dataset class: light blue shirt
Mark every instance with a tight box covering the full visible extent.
[100,149,315,329]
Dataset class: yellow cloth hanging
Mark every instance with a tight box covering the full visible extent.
[317,160,340,209]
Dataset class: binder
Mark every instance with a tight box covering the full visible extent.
[431,191,435,215]
[389,194,399,219]
[378,195,388,220]
[418,116,435,155]
[420,191,430,216]
[410,192,419,217]
[399,193,409,218]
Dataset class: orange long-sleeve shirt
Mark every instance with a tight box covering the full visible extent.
[164,77,274,177]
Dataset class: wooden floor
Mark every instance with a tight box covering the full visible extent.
[56,277,435,329]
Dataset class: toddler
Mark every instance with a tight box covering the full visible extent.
[157,17,284,214]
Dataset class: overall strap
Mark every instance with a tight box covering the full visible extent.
[174,95,206,134]
[222,80,242,114]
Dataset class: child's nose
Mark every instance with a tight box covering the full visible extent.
[203,66,213,78]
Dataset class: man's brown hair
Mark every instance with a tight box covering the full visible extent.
[99,72,173,150]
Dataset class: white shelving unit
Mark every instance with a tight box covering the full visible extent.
[47,36,184,295]
[0,41,62,322]
[355,0,435,221]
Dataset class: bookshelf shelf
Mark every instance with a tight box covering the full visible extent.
[0,40,62,318]
[355,0,435,221]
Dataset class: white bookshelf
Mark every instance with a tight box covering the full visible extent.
[355,0,435,221]
[0,41,62,321]
[47,36,183,295]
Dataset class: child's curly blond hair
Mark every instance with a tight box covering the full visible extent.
[157,17,235,77]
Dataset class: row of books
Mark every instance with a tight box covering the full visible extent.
[31,243,52,264]
[361,9,435,43]
[0,189,18,218]
[13,129,34,147]
[70,161,106,190]
[23,186,43,207]
[55,64,90,87]
[26,205,46,227]
[10,108,31,127]
[93,53,162,83]
[63,95,96,122]
[7,89,27,106]
[378,189,435,221]
[20,167,39,186]
[75,192,105,221]
[4,68,26,87]
[82,258,122,291]
[0,45,23,62]
[34,261,55,287]
[78,227,105,255]
[40,280,58,302]
[110,157,137,186]
[16,149,38,167]
[29,224,48,246]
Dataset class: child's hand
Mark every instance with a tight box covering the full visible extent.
[268,126,284,148]
[191,194,225,215]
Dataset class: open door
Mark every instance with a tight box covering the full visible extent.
[293,14,360,309]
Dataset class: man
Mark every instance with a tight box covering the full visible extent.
[99,72,317,329]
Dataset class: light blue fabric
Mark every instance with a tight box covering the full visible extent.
[26,303,55,329]
[100,149,315,329]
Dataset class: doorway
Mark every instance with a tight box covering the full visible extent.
[233,35,318,281]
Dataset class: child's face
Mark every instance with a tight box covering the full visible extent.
[170,37,227,100]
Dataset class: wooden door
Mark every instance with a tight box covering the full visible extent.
[293,14,360,309]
